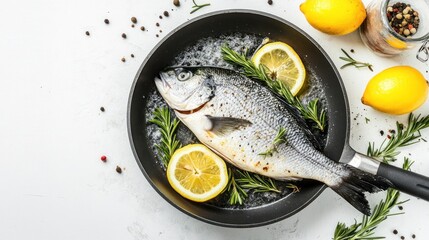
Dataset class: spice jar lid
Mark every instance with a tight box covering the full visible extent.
[416,39,429,62]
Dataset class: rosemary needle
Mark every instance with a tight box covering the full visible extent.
[190,0,210,14]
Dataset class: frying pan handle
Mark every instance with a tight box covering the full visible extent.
[348,152,429,201]
[377,162,429,201]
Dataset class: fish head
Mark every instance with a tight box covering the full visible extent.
[155,67,215,112]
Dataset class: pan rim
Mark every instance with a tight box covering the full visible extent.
[127,9,350,227]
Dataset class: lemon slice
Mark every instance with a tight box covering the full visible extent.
[167,144,228,202]
[252,41,306,96]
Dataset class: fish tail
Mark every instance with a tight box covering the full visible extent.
[330,165,392,215]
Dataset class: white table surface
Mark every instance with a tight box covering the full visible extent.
[2,0,429,239]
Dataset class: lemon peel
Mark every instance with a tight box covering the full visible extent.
[300,0,366,35]
[362,66,428,115]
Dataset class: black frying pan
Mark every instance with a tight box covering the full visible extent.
[127,10,429,228]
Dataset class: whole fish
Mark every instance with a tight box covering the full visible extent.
[155,66,391,215]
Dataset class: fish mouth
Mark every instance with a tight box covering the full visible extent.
[175,101,209,115]
[155,72,171,92]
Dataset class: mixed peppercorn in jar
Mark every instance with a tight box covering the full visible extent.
[360,0,429,56]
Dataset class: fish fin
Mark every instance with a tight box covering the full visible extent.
[277,98,323,151]
[205,115,252,136]
[279,176,302,181]
[330,165,392,216]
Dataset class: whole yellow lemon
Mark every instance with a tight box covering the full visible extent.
[300,0,366,35]
[361,66,428,115]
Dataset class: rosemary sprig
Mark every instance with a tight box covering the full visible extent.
[236,170,281,193]
[221,45,326,132]
[303,99,326,131]
[259,127,287,157]
[225,168,247,205]
[367,113,429,163]
[190,0,210,14]
[224,168,289,205]
[149,107,182,167]
[333,158,412,240]
[340,48,373,72]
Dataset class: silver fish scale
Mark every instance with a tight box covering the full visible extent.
[188,68,344,185]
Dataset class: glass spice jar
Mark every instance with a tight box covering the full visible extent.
[359,0,429,57]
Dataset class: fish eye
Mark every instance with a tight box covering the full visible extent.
[177,70,192,81]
